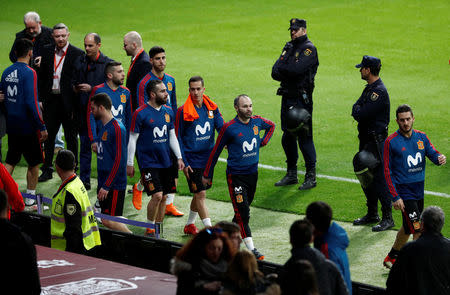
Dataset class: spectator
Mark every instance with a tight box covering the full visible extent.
[306,201,352,294]
[222,249,281,295]
[0,189,40,294]
[216,221,242,251]
[0,162,24,219]
[386,206,450,295]
[280,259,319,295]
[282,219,348,295]
[9,11,53,66]
[171,227,236,295]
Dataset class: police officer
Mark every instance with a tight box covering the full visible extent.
[272,18,319,190]
[51,149,101,253]
[352,55,394,232]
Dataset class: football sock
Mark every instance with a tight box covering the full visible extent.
[202,218,212,227]
[187,210,197,225]
[243,237,255,251]
[166,194,174,205]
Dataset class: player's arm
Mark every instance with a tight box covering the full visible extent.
[383,138,403,210]
[87,87,99,149]
[214,107,225,131]
[125,91,132,134]
[101,122,122,195]
[25,68,47,141]
[127,131,139,177]
[203,124,229,182]
[169,127,185,170]
[175,107,190,168]
[423,134,446,166]
[171,81,177,112]
[136,76,148,107]
[259,117,275,147]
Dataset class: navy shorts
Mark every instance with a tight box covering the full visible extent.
[401,199,424,234]
[98,189,125,217]
[6,132,44,167]
[186,167,211,193]
[141,167,176,196]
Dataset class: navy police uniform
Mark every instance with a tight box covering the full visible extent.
[352,55,393,231]
[272,18,319,190]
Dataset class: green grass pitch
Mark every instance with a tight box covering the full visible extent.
[1,0,449,288]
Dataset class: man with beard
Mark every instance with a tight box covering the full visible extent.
[134,46,183,217]
[90,93,130,233]
[123,31,151,112]
[38,23,84,182]
[382,104,446,269]
[203,94,275,260]
[127,80,184,237]
[87,61,132,151]
[9,11,53,66]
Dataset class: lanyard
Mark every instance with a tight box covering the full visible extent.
[127,48,144,78]
[54,47,68,74]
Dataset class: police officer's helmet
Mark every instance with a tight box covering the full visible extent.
[286,106,311,133]
[353,150,380,189]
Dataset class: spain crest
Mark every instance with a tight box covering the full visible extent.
[102,131,108,141]
[165,113,170,123]
[253,126,259,135]
[120,93,126,103]
[417,140,424,150]
[236,194,243,203]
[167,82,173,91]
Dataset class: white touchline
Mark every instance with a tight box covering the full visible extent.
[217,158,450,198]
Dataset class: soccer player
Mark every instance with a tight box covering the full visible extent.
[202,94,275,260]
[382,104,446,268]
[134,46,183,217]
[87,61,132,151]
[90,93,131,233]
[175,76,224,235]
[0,38,48,206]
[127,80,184,237]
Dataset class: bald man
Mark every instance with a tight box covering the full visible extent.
[123,31,151,112]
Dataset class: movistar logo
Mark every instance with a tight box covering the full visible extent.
[153,125,167,138]
[7,85,18,97]
[195,122,211,136]
[111,104,123,117]
[407,152,422,167]
[242,138,257,153]
[5,69,19,83]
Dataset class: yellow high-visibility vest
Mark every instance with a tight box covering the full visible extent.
[51,175,101,251]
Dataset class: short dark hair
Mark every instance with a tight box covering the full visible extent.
[105,60,121,76]
[149,46,165,58]
[146,79,164,98]
[396,104,414,118]
[14,38,33,58]
[215,221,240,235]
[289,219,314,248]
[306,201,332,233]
[234,94,249,107]
[421,206,445,234]
[367,64,381,76]
[0,189,8,217]
[188,75,204,87]
[55,149,76,171]
[91,93,112,110]
[85,32,101,44]
[53,23,68,31]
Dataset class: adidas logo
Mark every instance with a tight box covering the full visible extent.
[5,69,19,83]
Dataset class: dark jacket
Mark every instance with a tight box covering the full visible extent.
[352,78,390,145]
[9,25,54,65]
[125,50,151,112]
[38,43,84,115]
[272,34,319,98]
[72,52,112,132]
[282,246,349,295]
[0,218,41,294]
[386,232,450,295]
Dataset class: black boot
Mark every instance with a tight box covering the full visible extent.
[372,207,395,232]
[38,168,53,182]
[298,168,316,190]
[275,168,298,186]
[353,214,380,225]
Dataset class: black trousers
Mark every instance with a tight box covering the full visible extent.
[42,93,78,170]
[280,95,316,170]
[359,138,392,214]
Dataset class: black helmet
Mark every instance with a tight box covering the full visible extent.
[286,106,311,133]
[353,150,380,189]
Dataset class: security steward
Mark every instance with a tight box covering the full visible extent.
[352,55,394,232]
[51,149,101,254]
[272,18,319,190]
